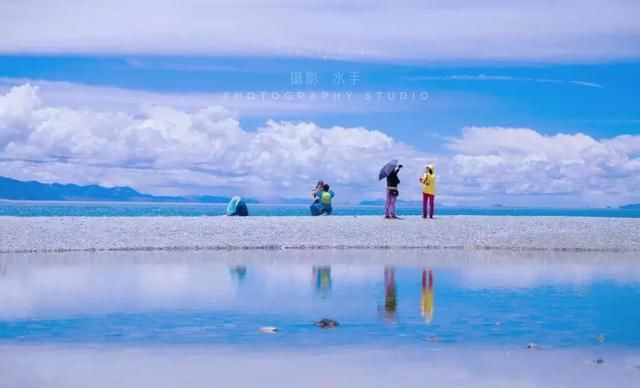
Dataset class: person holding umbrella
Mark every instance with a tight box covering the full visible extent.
[379,160,402,219]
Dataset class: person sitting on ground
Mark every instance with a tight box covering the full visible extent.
[310,180,325,216]
[310,180,323,215]
[312,180,324,199]
[226,196,249,216]
[314,184,335,216]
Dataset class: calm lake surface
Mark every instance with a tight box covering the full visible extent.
[2,250,639,348]
[2,250,640,387]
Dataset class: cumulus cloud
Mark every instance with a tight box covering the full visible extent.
[1,1,639,62]
[0,84,425,200]
[446,127,640,206]
[1,84,639,206]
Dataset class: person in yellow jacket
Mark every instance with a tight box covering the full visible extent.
[419,165,436,218]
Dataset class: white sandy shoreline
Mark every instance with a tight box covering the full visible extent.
[1,215,639,254]
[2,344,638,388]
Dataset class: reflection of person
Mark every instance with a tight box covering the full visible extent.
[313,266,332,294]
[385,165,402,219]
[230,265,247,282]
[421,269,434,324]
[384,266,397,321]
[419,165,436,219]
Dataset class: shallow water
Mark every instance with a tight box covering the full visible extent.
[1,250,640,348]
[1,250,640,387]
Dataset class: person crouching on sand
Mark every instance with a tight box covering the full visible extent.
[419,165,436,219]
[310,180,324,216]
[314,184,335,215]
[313,180,324,199]
[385,164,402,219]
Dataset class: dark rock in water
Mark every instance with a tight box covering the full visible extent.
[314,318,339,328]
[594,358,604,364]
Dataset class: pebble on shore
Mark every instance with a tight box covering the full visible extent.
[2,216,639,253]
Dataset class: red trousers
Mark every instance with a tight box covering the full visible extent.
[423,193,434,218]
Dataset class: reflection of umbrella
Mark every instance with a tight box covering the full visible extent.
[378,159,399,180]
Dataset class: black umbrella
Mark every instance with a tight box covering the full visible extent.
[378,159,399,180]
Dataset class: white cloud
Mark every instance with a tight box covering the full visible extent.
[1,84,639,206]
[0,83,426,200]
[0,78,445,119]
[1,1,639,62]
[0,78,395,117]
[445,127,640,206]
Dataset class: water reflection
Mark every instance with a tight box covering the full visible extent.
[228,263,434,325]
[381,266,397,323]
[421,269,434,324]
[230,265,247,283]
[313,266,332,296]
[1,253,640,348]
[379,267,435,325]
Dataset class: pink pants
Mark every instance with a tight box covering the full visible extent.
[423,193,434,218]
[385,190,397,217]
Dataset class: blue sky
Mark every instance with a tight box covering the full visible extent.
[2,56,637,147]
[0,1,639,206]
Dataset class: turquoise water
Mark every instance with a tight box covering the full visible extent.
[1,201,639,217]
[2,252,639,350]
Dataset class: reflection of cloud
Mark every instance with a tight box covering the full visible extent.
[135,264,226,306]
[242,264,381,290]
[458,264,640,289]
[2,250,640,320]
[0,263,234,319]
[261,265,316,290]
[332,265,380,283]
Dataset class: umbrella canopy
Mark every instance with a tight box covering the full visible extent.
[226,196,241,215]
[378,159,399,180]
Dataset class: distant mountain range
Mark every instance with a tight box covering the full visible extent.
[0,176,258,203]
[620,203,640,209]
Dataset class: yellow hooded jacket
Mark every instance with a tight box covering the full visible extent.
[420,165,436,195]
